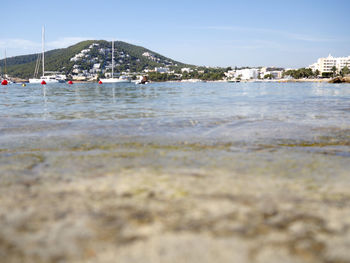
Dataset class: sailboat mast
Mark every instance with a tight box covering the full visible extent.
[112,40,114,78]
[42,26,45,77]
[4,49,7,76]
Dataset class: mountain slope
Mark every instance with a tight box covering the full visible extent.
[0,40,190,79]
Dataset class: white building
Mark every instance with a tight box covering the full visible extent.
[269,71,283,79]
[70,53,85,62]
[154,67,169,73]
[80,49,90,54]
[181,68,193,73]
[89,43,99,49]
[228,68,259,80]
[309,54,350,74]
[260,67,283,79]
[90,63,101,74]
[93,63,101,69]
[142,52,153,57]
[142,52,159,62]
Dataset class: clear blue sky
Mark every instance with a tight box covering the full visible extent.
[1,0,349,68]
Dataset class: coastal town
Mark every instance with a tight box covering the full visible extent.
[1,40,350,85]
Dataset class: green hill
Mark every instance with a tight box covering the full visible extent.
[0,40,190,79]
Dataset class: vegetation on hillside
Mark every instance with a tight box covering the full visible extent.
[1,41,96,79]
[0,40,190,79]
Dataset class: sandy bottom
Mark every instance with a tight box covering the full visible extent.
[1,138,350,263]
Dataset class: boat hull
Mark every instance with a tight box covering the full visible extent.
[99,78,131,83]
[29,78,60,84]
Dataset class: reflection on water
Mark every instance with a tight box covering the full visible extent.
[0,81,350,150]
[1,82,350,120]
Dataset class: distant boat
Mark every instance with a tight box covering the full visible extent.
[29,27,60,84]
[1,49,12,85]
[29,76,62,84]
[182,79,205,83]
[101,75,131,83]
[99,40,131,83]
[227,79,240,83]
[134,75,149,85]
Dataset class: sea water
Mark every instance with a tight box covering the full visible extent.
[1,81,350,175]
[1,81,350,262]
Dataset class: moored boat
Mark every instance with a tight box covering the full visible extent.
[99,40,131,84]
[29,76,61,84]
[29,26,62,84]
[100,75,131,83]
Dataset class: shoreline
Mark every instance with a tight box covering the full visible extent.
[150,78,334,83]
[9,78,347,84]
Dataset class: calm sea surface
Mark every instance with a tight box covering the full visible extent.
[1,81,350,175]
[1,82,350,139]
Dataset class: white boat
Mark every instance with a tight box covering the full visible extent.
[29,26,60,84]
[134,75,149,85]
[29,76,61,84]
[1,49,12,85]
[100,76,131,83]
[99,40,131,83]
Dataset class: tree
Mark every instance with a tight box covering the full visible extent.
[340,66,350,77]
[264,74,274,79]
[314,69,320,77]
[331,66,337,77]
[322,72,332,78]
[283,68,313,79]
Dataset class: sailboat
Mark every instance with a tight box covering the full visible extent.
[99,40,131,83]
[1,49,12,85]
[29,26,60,84]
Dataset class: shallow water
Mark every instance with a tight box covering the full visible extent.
[1,82,350,263]
[1,82,350,146]
[1,81,350,179]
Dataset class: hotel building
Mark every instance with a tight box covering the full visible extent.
[309,54,350,74]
